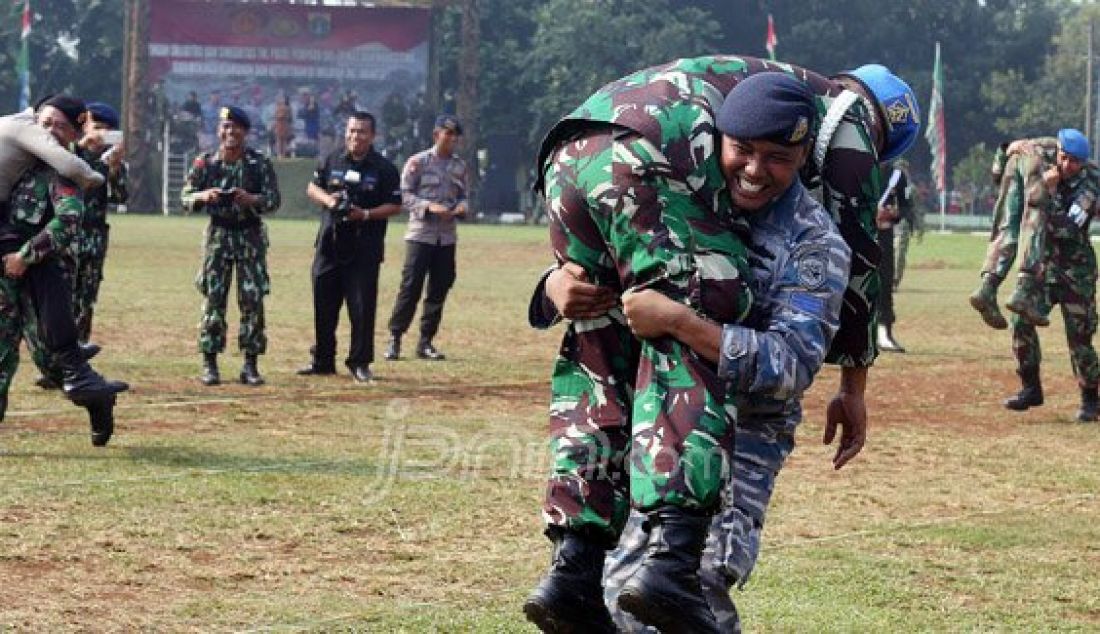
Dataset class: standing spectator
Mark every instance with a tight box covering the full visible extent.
[271,95,294,158]
[876,161,910,352]
[199,90,224,151]
[180,106,281,387]
[384,115,468,362]
[297,112,402,383]
[181,91,203,120]
[299,93,321,150]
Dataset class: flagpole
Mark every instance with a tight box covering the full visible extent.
[18,0,31,110]
[925,41,947,232]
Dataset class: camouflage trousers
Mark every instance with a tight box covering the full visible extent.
[542,127,751,540]
[603,421,794,633]
[0,275,23,415]
[1012,280,1099,388]
[196,224,270,355]
[893,218,910,290]
[73,224,109,343]
[982,154,1046,281]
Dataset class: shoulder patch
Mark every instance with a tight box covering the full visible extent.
[193,156,206,169]
[796,250,827,290]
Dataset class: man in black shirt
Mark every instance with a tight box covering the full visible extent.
[298,111,402,383]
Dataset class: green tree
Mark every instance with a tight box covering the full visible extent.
[952,142,996,215]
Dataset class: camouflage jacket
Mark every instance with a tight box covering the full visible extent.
[1042,163,1100,290]
[80,146,128,228]
[180,147,280,224]
[8,161,84,265]
[535,54,883,368]
[718,181,850,431]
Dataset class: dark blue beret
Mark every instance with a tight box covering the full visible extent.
[86,102,120,130]
[716,72,817,146]
[434,114,463,135]
[220,105,251,130]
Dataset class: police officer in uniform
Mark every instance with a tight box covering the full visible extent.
[384,114,468,362]
[181,106,281,387]
[298,111,402,383]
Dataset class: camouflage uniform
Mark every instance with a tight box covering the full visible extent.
[603,182,851,633]
[0,164,85,406]
[982,138,1056,281]
[536,55,882,541]
[1012,164,1100,387]
[971,138,1058,329]
[73,147,127,343]
[181,147,280,355]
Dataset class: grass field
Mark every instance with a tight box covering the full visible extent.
[0,215,1097,631]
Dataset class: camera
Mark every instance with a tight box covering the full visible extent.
[327,169,362,224]
[101,130,123,146]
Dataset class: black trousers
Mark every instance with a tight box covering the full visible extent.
[25,257,80,355]
[311,256,381,368]
[388,241,456,342]
[876,227,896,328]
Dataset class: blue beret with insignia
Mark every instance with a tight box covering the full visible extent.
[1058,128,1089,162]
[86,102,120,130]
[717,72,817,146]
[220,105,251,130]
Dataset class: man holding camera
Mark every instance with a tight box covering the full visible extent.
[181,106,281,387]
[383,114,468,362]
[298,111,401,383]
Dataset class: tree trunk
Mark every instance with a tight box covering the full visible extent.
[456,0,479,212]
[124,0,159,213]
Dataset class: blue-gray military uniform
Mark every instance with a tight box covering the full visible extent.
[602,179,852,633]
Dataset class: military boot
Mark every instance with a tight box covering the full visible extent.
[968,273,1008,330]
[1005,274,1049,327]
[416,338,446,361]
[240,353,264,386]
[383,334,401,361]
[79,341,101,360]
[1004,367,1043,411]
[200,353,220,386]
[617,507,720,634]
[60,347,128,402]
[85,393,116,447]
[1077,385,1098,423]
[522,528,617,634]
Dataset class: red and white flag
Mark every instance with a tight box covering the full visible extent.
[765,14,777,60]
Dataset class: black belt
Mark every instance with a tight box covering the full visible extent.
[210,215,261,230]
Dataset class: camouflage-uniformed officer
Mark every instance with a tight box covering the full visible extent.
[969,137,1058,329]
[181,106,280,386]
[0,96,127,445]
[604,122,851,634]
[73,102,127,344]
[525,58,919,633]
[1004,129,1100,422]
[891,158,921,290]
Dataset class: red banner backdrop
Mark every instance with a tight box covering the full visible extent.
[149,0,431,155]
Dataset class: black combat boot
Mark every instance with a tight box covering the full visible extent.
[523,527,617,634]
[60,347,128,402]
[1004,366,1043,411]
[79,341,101,360]
[383,334,401,361]
[617,507,720,634]
[1005,274,1050,327]
[201,352,220,386]
[85,393,116,447]
[240,353,264,386]
[416,338,446,361]
[968,273,1008,330]
[1077,385,1098,423]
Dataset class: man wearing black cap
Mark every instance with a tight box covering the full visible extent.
[383,114,468,362]
[0,95,129,446]
[181,105,281,387]
[298,111,402,383]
